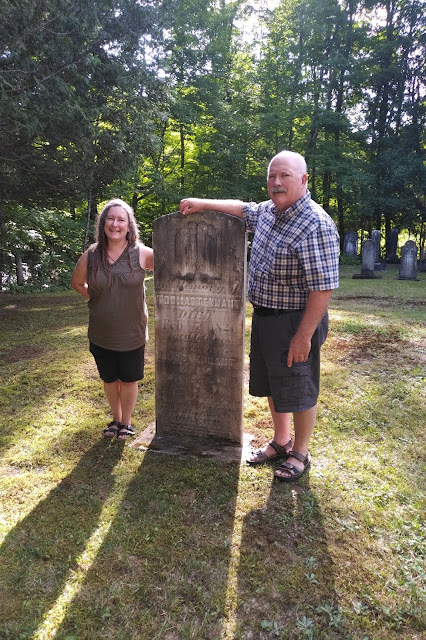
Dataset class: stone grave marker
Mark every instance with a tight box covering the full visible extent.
[371,229,385,270]
[153,210,247,446]
[399,240,418,281]
[353,239,382,279]
[343,231,358,257]
[371,230,381,262]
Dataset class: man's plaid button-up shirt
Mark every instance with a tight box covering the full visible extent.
[242,191,340,309]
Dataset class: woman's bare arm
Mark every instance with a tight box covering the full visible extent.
[71,251,90,299]
[139,244,154,271]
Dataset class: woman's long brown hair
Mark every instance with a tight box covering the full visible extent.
[88,199,140,292]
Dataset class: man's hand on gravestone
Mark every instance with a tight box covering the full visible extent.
[180,198,206,215]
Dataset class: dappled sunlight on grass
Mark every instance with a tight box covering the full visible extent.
[0,279,425,639]
[32,518,114,640]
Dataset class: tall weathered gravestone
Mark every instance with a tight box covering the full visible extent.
[153,211,247,445]
[399,240,418,281]
[371,230,381,263]
[353,239,382,279]
[372,229,385,270]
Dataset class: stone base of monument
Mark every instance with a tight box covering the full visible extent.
[374,262,386,271]
[129,420,254,463]
[352,270,382,279]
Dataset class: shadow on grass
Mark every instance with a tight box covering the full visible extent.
[234,475,342,639]
[0,439,125,638]
[0,353,97,461]
[55,450,241,640]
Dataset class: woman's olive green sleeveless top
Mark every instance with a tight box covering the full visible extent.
[87,244,147,351]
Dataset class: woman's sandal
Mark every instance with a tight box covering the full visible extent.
[117,424,135,440]
[103,420,121,439]
[247,438,292,465]
[274,450,311,482]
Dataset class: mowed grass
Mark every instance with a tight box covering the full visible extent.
[0,265,424,640]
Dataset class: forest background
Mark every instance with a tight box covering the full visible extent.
[0,0,425,291]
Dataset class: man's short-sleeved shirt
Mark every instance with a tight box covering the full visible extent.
[242,191,340,309]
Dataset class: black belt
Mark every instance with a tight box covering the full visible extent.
[253,306,292,316]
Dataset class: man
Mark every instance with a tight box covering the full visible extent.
[180,150,339,482]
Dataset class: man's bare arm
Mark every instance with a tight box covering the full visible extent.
[287,290,332,366]
[180,197,246,218]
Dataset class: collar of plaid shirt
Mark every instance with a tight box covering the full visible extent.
[270,190,311,219]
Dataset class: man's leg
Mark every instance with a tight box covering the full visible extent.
[247,397,292,462]
[274,403,317,478]
[266,396,292,451]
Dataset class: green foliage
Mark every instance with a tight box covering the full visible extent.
[3,206,84,291]
[1,0,425,286]
[0,0,162,204]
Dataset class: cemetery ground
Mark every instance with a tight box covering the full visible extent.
[0,265,424,640]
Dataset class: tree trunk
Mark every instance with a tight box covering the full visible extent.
[83,189,97,251]
[322,170,331,213]
[310,163,317,202]
[0,194,5,287]
[337,183,345,251]
[14,252,24,286]
[288,24,303,150]
[385,215,392,259]
[180,123,185,191]
[132,191,138,213]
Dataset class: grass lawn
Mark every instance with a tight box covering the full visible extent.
[0,265,425,640]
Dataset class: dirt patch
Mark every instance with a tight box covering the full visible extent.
[0,294,75,309]
[0,464,47,476]
[1,345,45,364]
[82,359,99,379]
[326,328,411,365]
[332,297,426,310]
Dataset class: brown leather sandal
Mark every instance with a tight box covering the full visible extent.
[247,438,292,465]
[274,450,311,482]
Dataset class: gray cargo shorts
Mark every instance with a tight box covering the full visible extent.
[249,308,328,413]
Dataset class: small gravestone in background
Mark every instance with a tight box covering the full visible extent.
[387,229,399,263]
[419,250,426,273]
[153,210,247,446]
[371,229,385,271]
[399,240,418,281]
[343,231,358,257]
[371,230,380,262]
[353,239,382,279]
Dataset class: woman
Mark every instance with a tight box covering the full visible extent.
[71,198,153,440]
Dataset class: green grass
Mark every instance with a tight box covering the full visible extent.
[0,266,425,639]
